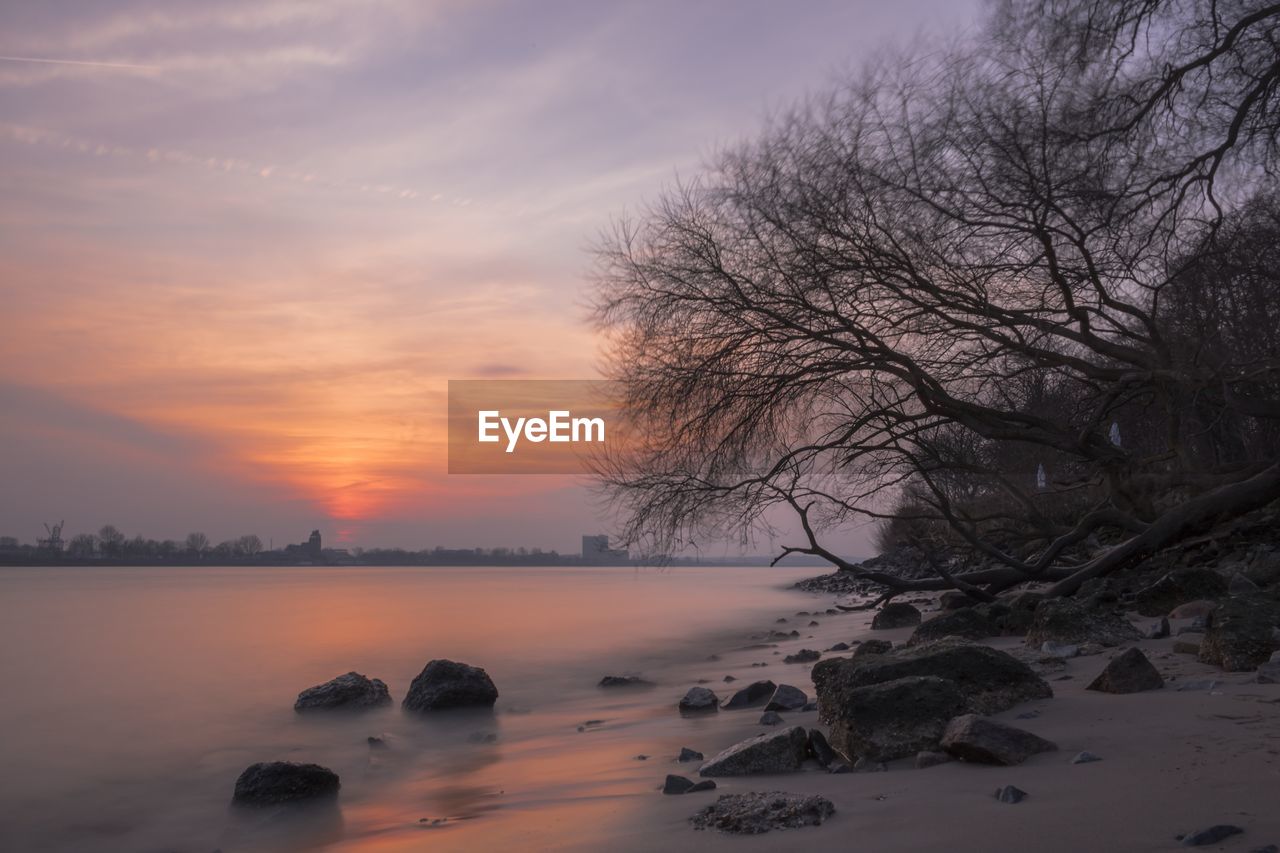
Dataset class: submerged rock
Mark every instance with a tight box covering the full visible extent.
[294,672,391,712]
[764,684,808,711]
[1024,598,1140,648]
[722,680,777,709]
[678,686,719,713]
[402,660,498,712]
[1087,648,1164,693]
[783,649,821,664]
[872,602,922,630]
[690,791,835,834]
[232,762,340,807]
[678,747,704,762]
[1072,751,1103,764]
[599,675,654,688]
[698,726,809,777]
[663,774,697,794]
[940,715,1058,766]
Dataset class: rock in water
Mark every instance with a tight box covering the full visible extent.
[721,680,777,709]
[822,675,966,762]
[678,747,704,762]
[294,672,392,712]
[907,608,999,646]
[764,684,808,711]
[598,675,653,688]
[1133,569,1228,617]
[1180,824,1244,846]
[854,639,892,657]
[690,791,834,834]
[994,785,1028,804]
[1199,594,1280,672]
[1024,598,1140,648]
[662,774,695,794]
[1087,648,1165,694]
[1072,751,1102,764]
[807,729,840,768]
[812,640,1052,718]
[783,649,821,664]
[940,715,1058,765]
[402,660,498,712]
[698,726,809,776]
[678,686,719,713]
[758,710,784,725]
[872,602,922,630]
[232,762,340,806]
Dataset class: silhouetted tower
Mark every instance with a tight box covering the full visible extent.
[306,529,322,557]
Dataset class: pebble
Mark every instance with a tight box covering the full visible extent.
[994,785,1028,804]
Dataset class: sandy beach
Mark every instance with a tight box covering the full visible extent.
[558,584,1280,853]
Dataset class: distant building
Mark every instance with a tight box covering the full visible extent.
[306,529,322,557]
[283,529,324,562]
[582,534,628,564]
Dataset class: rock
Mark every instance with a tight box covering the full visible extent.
[829,761,853,773]
[1041,641,1079,658]
[907,608,999,646]
[801,701,818,711]
[975,600,1037,636]
[1024,598,1140,648]
[828,642,851,651]
[688,780,717,792]
[759,711,785,725]
[663,774,695,794]
[806,729,840,768]
[940,591,976,610]
[723,675,737,682]
[1170,600,1219,620]
[1200,594,1280,671]
[940,715,1058,765]
[994,785,1028,804]
[698,726,809,777]
[852,757,887,772]
[915,750,952,769]
[1175,679,1219,691]
[821,675,967,762]
[813,640,1052,718]
[1173,639,1202,655]
[635,754,649,760]
[689,791,835,834]
[231,762,340,807]
[1229,573,1261,595]
[402,660,498,712]
[1180,824,1244,846]
[1087,648,1165,694]
[367,735,387,749]
[294,672,391,713]
[722,680,777,709]
[765,684,808,711]
[872,602,922,630]
[1146,617,1171,639]
[854,639,893,657]
[678,686,720,713]
[1072,750,1102,764]
[1246,550,1280,588]
[808,620,820,627]
[783,649,821,664]
[1134,568,1228,617]
[1255,661,1280,684]
[599,675,653,688]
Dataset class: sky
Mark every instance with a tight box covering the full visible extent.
[0,0,979,554]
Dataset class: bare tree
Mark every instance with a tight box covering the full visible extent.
[184,531,209,557]
[591,0,1280,598]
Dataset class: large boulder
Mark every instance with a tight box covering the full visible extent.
[689,791,835,834]
[764,684,808,711]
[823,675,966,762]
[871,602,922,630]
[678,686,720,713]
[1086,648,1164,693]
[854,639,893,657]
[1024,598,1140,648]
[402,660,498,712]
[1133,568,1227,617]
[814,640,1051,718]
[294,672,391,713]
[1199,594,1280,672]
[940,715,1058,766]
[232,762,340,806]
[698,726,809,777]
[722,680,777,709]
[907,608,1000,646]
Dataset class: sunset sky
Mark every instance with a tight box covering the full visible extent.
[0,0,978,552]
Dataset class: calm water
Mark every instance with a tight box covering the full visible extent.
[0,565,817,852]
